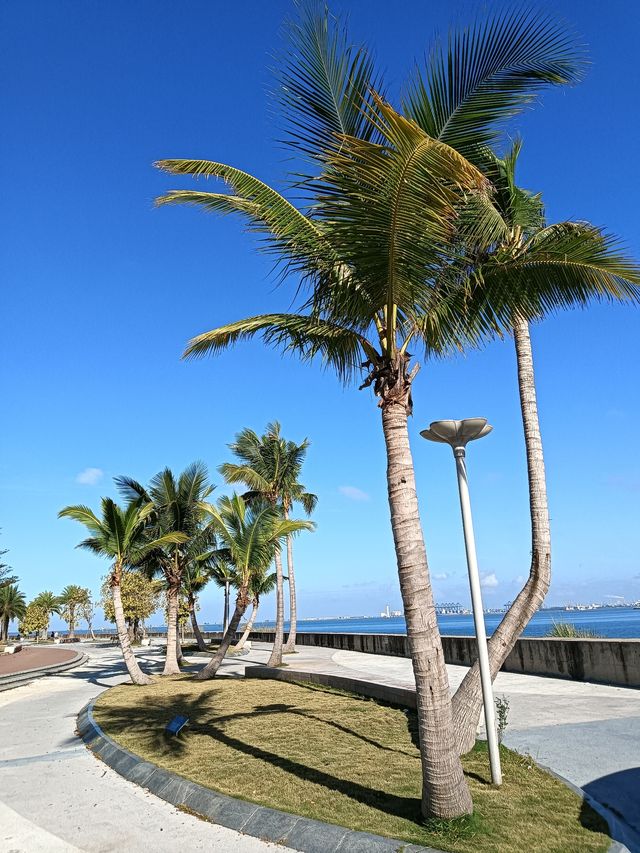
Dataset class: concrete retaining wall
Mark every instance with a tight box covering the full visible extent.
[242,631,640,688]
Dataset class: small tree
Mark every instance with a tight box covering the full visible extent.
[58,585,88,638]
[19,603,49,641]
[101,572,162,642]
[78,592,96,640]
[32,591,61,638]
[0,583,26,640]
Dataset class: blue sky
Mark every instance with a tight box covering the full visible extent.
[1,0,638,629]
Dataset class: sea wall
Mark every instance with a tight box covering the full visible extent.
[241,631,640,688]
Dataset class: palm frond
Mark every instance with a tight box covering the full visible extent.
[184,312,376,384]
[404,9,586,157]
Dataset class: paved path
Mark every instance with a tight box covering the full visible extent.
[0,643,289,853]
[0,645,77,675]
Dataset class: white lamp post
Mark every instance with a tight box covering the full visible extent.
[420,417,502,786]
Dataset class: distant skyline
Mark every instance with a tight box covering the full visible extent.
[2,0,639,631]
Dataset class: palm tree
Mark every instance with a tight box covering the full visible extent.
[33,591,61,639]
[154,5,588,821]
[116,462,214,676]
[219,423,316,662]
[441,146,640,749]
[210,559,234,635]
[0,584,26,641]
[195,495,313,679]
[234,569,277,652]
[182,557,214,652]
[59,498,186,684]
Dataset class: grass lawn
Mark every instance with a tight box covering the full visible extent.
[93,677,609,853]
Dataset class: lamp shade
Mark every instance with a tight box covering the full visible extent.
[420,418,492,448]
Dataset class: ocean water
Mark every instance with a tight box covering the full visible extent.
[202,606,640,639]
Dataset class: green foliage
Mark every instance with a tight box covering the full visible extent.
[33,590,61,616]
[0,583,27,639]
[495,695,510,744]
[101,572,162,625]
[19,603,49,637]
[58,584,90,633]
[547,621,601,639]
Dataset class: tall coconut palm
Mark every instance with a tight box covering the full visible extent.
[155,5,587,821]
[0,584,26,641]
[33,590,61,638]
[115,462,214,676]
[438,146,640,749]
[59,498,186,685]
[219,423,316,663]
[195,495,313,680]
[235,569,277,652]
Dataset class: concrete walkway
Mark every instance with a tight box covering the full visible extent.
[0,643,289,853]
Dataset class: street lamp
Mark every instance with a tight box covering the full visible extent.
[420,418,502,786]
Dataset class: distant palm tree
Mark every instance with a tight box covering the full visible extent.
[116,462,214,676]
[220,423,316,662]
[210,559,235,636]
[182,552,215,652]
[59,498,186,684]
[234,570,277,652]
[33,591,61,638]
[0,583,26,641]
[195,495,313,679]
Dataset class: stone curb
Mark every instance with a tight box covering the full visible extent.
[0,651,88,692]
[77,698,442,853]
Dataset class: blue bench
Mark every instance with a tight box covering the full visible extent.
[165,715,189,736]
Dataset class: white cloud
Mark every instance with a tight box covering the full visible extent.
[338,485,370,502]
[480,572,499,588]
[433,572,449,581]
[76,467,103,486]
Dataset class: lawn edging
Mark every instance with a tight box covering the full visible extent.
[245,666,629,853]
[76,697,444,853]
[0,649,88,692]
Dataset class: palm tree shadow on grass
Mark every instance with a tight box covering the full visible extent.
[98,690,423,823]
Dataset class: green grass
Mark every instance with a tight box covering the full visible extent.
[93,677,609,853]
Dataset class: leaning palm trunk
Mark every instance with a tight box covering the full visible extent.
[282,532,297,654]
[267,544,286,666]
[381,384,472,818]
[223,581,230,634]
[163,582,181,675]
[176,629,184,665]
[111,575,152,686]
[452,318,551,753]
[235,597,259,651]
[195,586,250,680]
[189,595,208,652]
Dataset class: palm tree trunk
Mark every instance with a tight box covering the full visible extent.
[195,586,249,680]
[267,543,285,667]
[223,581,230,634]
[282,532,297,654]
[68,609,75,639]
[381,398,472,819]
[189,594,208,652]
[163,583,181,675]
[235,598,258,651]
[176,630,184,665]
[111,577,152,686]
[452,318,551,753]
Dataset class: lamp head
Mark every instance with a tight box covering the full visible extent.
[420,418,493,451]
